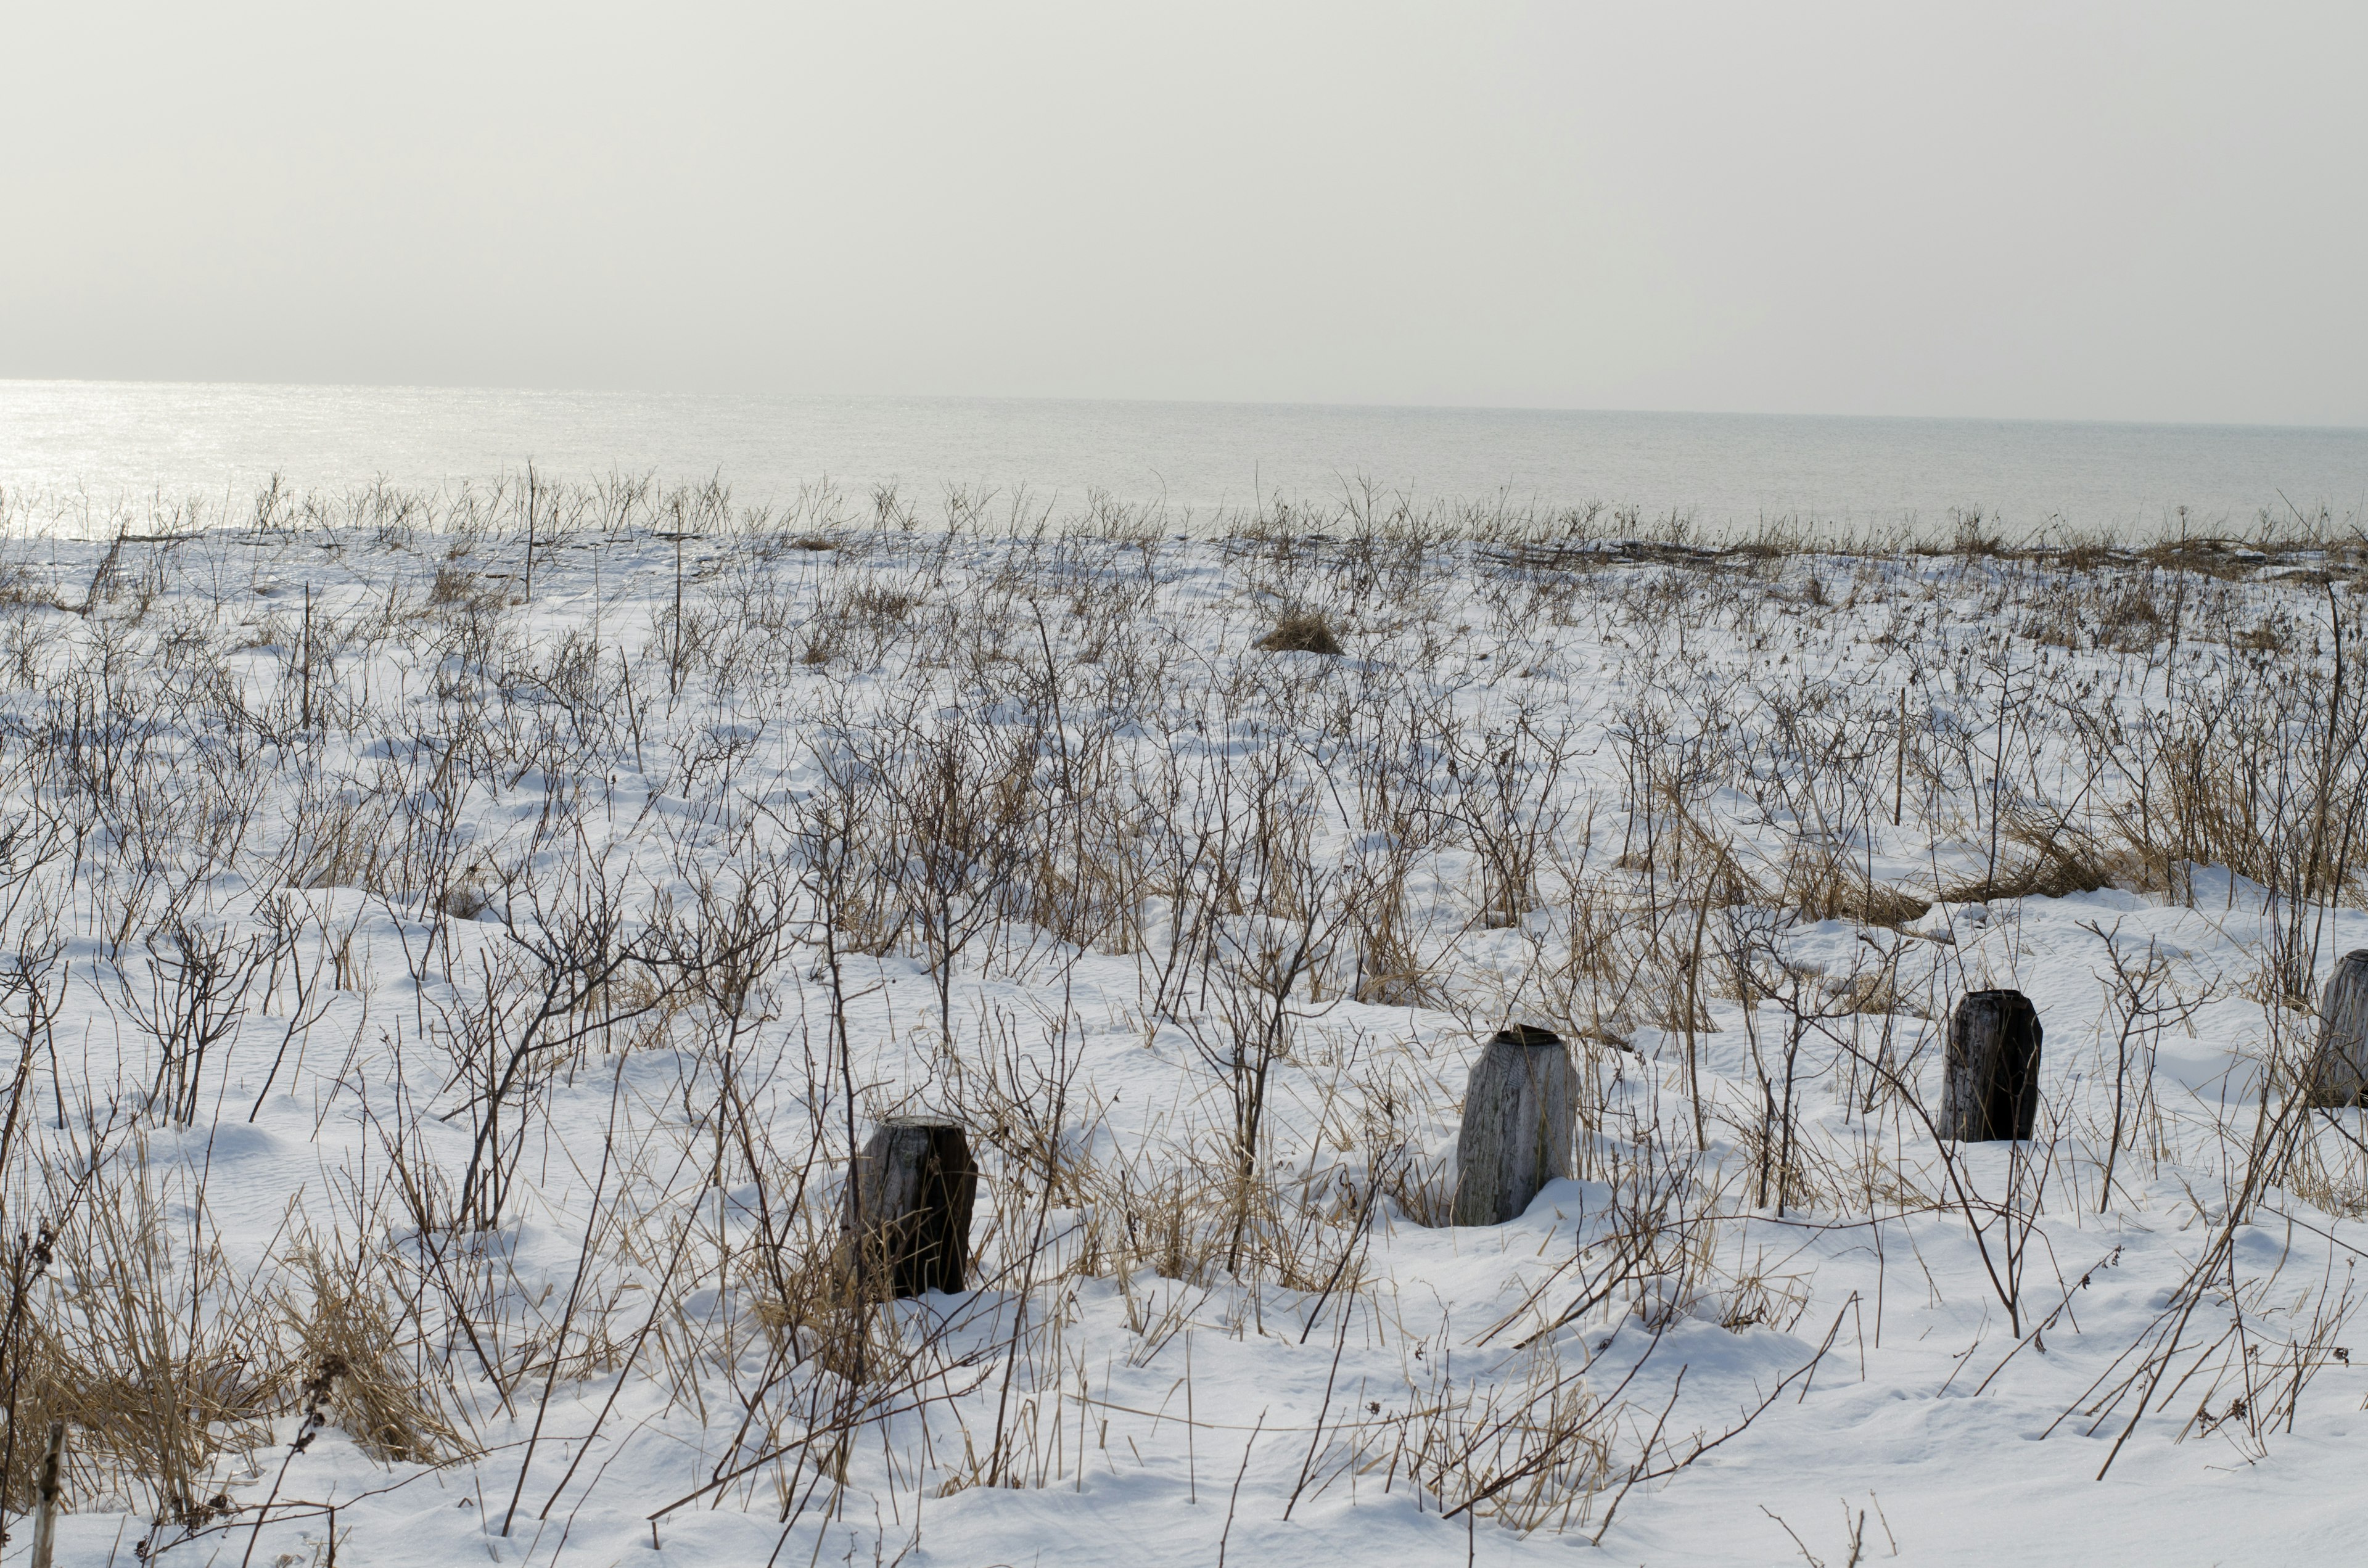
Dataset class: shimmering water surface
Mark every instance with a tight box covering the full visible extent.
[4,379,2364,538]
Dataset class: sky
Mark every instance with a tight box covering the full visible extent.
[3,1,2364,427]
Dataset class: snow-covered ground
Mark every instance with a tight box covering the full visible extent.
[0,491,2363,1567]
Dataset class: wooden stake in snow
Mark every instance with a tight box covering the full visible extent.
[844,1120,978,1297]
[1941,990,2042,1141]
[2308,949,2368,1106]
[29,1419,63,1568]
[1451,1026,1577,1226]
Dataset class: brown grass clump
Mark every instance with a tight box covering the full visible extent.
[0,561,63,611]
[1782,847,1932,927]
[438,878,491,921]
[1821,971,1928,1018]
[52,1178,282,1529]
[427,564,477,605]
[287,1248,467,1465]
[1939,819,2135,903]
[2137,534,2279,580]
[1256,608,1344,655]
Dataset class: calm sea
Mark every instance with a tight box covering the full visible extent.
[4,379,2364,540]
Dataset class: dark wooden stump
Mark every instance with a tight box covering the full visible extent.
[1941,990,2042,1141]
[844,1120,977,1297]
[1451,1025,1577,1225]
[2309,949,2368,1106]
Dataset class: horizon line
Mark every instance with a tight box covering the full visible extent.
[7,374,2366,438]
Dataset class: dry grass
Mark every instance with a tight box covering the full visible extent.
[1254,607,1344,655]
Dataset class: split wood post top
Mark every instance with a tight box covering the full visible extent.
[2311,949,2368,1107]
[1452,1025,1577,1226]
[1941,989,2042,1141]
[844,1120,978,1298]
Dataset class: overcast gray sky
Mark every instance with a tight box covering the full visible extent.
[4,2,2362,425]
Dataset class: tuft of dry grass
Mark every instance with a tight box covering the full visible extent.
[1780,847,1932,927]
[284,1246,468,1466]
[1255,608,1344,655]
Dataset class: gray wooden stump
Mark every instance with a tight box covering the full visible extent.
[2309,949,2368,1106]
[1941,989,2042,1141]
[844,1120,977,1297]
[1451,1026,1577,1225]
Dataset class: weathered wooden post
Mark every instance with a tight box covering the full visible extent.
[1451,1026,1577,1225]
[844,1120,978,1297]
[2308,949,2368,1106]
[29,1419,63,1568]
[1941,990,2042,1141]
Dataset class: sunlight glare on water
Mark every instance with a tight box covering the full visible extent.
[3,379,2364,540]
